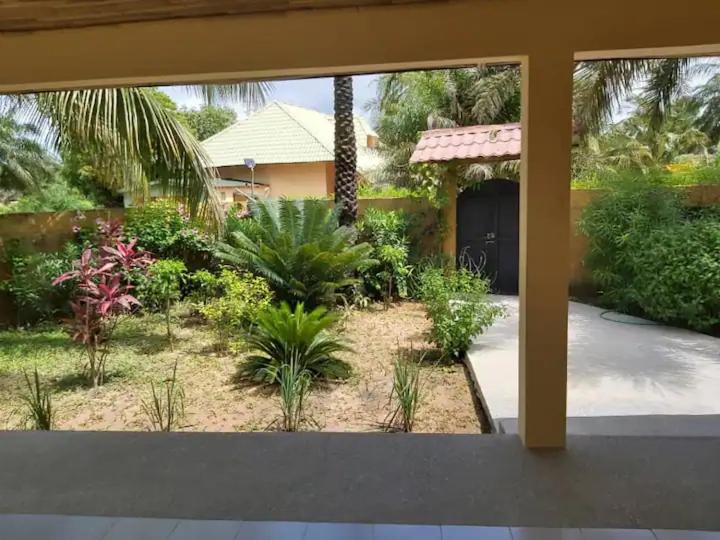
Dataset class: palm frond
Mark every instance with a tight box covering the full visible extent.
[20,88,223,227]
[184,82,273,110]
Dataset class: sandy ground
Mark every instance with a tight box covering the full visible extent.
[1,303,482,433]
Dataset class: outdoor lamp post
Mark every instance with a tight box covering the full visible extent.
[243,158,256,197]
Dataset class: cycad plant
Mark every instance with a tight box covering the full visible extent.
[241,302,351,384]
[21,368,54,430]
[216,198,376,307]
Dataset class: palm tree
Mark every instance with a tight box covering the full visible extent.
[5,82,270,226]
[0,114,55,193]
[373,67,521,187]
[694,73,720,145]
[333,76,358,226]
[573,58,714,135]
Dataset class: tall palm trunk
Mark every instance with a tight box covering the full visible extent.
[333,76,358,226]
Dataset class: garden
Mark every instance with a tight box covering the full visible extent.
[0,199,501,433]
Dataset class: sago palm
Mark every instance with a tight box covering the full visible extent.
[216,198,376,307]
[241,302,351,384]
[334,76,358,226]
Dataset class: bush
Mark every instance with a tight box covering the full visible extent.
[620,216,720,331]
[240,302,351,384]
[141,259,187,347]
[125,201,214,268]
[418,266,503,358]
[579,180,682,311]
[187,269,220,306]
[358,208,412,303]
[0,242,81,325]
[199,270,273,347]
[579,179,720,331]
[216,199,376,307]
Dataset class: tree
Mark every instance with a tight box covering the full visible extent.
[178,105,237,141]
[333,76,358,226]
[5,82,270,225]
[0,113,55,193]
[694,73,720,146]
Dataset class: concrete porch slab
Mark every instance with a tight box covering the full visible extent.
[0,431,719,530]
[467,296,720,429]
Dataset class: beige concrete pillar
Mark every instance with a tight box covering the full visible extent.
[442,175,457,260]
[518,49,574,448]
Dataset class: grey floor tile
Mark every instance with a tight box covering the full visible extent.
[235,521,308,540]
[304,522,374,540]
[581,529,655,540]
[170,519,244,540]
[442,526,513,540]
[103,517,180,540]
[374,524,442,540]
[511,529,583,540]
[654,531,720,540]
[0,514,116,540]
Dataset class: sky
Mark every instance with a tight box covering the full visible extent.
[161,74,380,125]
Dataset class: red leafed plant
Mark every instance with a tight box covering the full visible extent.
[53,239,154,387]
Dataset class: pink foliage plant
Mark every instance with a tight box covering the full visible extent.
[54,226,154,387]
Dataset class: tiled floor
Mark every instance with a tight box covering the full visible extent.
[0,515,718,540]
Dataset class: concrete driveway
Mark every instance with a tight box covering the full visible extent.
[467,296,720,435]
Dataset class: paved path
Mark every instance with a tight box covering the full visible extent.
[467,296,720,426]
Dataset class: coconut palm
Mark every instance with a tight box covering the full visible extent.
[0,113,55,193]
[5,82,270,226]
[333,76,358,226]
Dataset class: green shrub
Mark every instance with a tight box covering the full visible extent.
[358,208,412,304]
[141,259,187,347]
[580,179,720,332]
[579,180,682,312]
[187,269,220,305]
[125,201,214,267]
[216,198,376,307]
[0,242,81,325]
[240,302,351,384]
[199,270,273,347]
[418,266,503,358]
[623,216,720,331]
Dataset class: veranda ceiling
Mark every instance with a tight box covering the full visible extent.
[0,0,442,32]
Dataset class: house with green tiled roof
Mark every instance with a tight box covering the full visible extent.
[201,101,381,199]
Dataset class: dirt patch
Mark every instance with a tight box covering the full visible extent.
[0,302,482,433]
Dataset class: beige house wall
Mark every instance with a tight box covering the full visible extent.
[217,162,330,199]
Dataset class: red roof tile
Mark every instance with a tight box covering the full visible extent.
[410,123,521,164]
